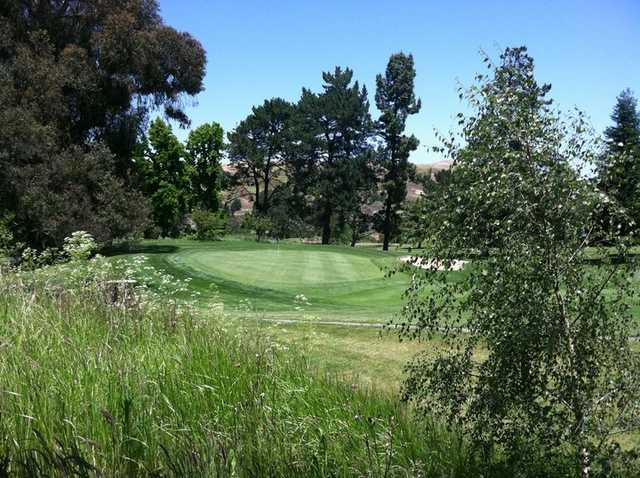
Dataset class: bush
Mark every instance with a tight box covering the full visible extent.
[63,231,97,261]
[242,213,272,241]
[9,146,151,248]
[191,208,228,240]
[227,197,243,216]
[0,215,22,265]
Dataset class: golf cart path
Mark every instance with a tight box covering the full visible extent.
[256,317,386,328]
[253,316,640,341]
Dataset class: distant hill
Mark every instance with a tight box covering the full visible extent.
[409,160,453,200]
[222,160,452,218]
[414,160,452,177]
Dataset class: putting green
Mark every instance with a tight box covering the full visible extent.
[179,249,384,287]
[126,240,413,322]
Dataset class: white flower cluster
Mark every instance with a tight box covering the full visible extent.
[293,293,311,311]
[63,231,97,261]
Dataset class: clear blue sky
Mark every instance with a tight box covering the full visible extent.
[158,0,639,163]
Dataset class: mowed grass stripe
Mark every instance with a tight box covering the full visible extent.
[183,249,382,288]
[122,240,411,321]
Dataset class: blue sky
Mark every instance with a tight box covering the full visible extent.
[158,0,639,163]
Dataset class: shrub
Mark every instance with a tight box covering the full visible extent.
[242,213,272,241]
[191,208,228,240]
[0,215,22,260]
[395,47,640,476]
[63,231,97,261]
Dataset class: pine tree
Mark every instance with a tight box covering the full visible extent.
[296,67,374,244]
[228,98,296,215]
[375,53,422,251]
[599,89,640,233]
[604,89,640,155]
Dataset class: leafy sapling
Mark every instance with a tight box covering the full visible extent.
[394,47,640,477]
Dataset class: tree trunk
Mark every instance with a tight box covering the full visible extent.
[579,446,590,478]
[321,204,332,245]
[263,174,270,213]
[574,403,590,478]
[254,178,261,213]
[350,215,360,247]
[382,197,392,251]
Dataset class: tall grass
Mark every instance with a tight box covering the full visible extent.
[0,263,477,477]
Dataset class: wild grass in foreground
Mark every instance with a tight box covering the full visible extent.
[0,263,479,478]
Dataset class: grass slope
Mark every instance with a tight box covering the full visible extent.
[0,268,484,477]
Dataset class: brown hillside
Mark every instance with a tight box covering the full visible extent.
[414,160,452,177]
[222,161,452,217]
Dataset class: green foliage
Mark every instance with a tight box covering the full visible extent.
[402,170,452,248]
[266,191,315,240]
[372,207,401,245]
[192,209,228,241]
[62,231,97,261]
[296,67,375,244]
[243,213,273,242]
[604,89,640,156]
[344,208,373,247]
[186,122,225,211]
[395,47,640,476]
[17,231,98,269]
[338,149,379,247]
[228,198,243,216]
[6,145,150,248]
[228,98,296,215]
[0,1,205,248]
[137,119,192,237]
[375,53,422,251]
[0,214,21,259]
[598,89,640,235]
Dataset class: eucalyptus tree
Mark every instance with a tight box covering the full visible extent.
[296,67,374,244]
[375,53,422,251]
[394,47,640,476]
[0,0,206,247]
[228,98,296,215]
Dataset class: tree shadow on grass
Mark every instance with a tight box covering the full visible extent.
[102,243,179,256]
[582,252,640,266]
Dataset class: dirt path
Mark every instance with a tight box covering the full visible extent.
[256,317,386,328]
[254,317,640,341]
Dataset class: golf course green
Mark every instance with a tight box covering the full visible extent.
[128,239,412,322]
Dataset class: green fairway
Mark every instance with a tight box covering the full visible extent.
[124,239,412,322]
[114,240,640,331]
